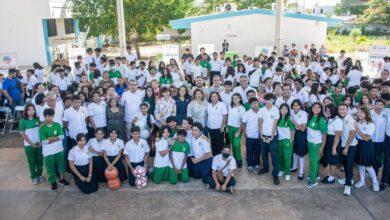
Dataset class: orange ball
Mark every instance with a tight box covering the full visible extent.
[105,167,118,180]
[107,178,121,190]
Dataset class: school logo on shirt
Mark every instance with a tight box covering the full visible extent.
[271,114,275,119]
[53,130,57,135]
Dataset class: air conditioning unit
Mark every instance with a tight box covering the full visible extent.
[215,3,237,13]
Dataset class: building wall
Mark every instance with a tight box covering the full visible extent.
[191,13,327,56]
[0,0,51,66]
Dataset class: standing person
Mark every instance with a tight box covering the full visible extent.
[19,104,44,185]
[68,133,98,194]
[321,104,343,184]
[152,126,171,184]
[355,107,379,191]
[2,68,24,114]
[338,103,358,196]
[209,52,222,85]
[292,78,309,110]
[222,39,229,52]
[370,99,386,175]
[154,87,176,128]
[275,84,296,109]
[87,92,107,136]
[86,128,107,182]
[33,62,45,84]
[227,93,245,168]
[305,102,327,188]
[276,103,295,181]
[174,86,191,126]
[206,92,228,155]
[132,102,155,141]
[258,93,280,185]
[124,126,150,186]
[242,97,261,172]
[380,95,390,190]
[103,129,127,181]
[121,80,144,139]
[39,109,70,191]
[106,98,127,141]
[187,89,208,130]
[169,129,191,184]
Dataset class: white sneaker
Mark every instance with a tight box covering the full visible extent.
[355,180,365,188]
[338,178,346,185]
[32,178,39,185]
[285,175,291,181]
[255,165,260,171]
[278,171,284,177]
[373,182,380,192]
[344,186,351,196]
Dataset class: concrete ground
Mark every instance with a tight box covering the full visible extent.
[0,134,389,220]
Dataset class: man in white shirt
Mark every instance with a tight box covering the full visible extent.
[370,100,386,175]
[39,93,64,126]
[347,66,362,88]
[126,46,137,63]
[275,84,296,109]
[209,52,222,85]
[380,100,390,190]
[136,61,148,88]
[191,59,205,81]
[183,55,194,83]
[125,61,137,82]
[233,75,257,103]
[292,78,309,109]
[53,69,71,92]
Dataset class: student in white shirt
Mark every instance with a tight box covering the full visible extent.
[209,52,222,85]
[126,46,137,63]
[103,129,127,182]
[121,80,145,138]
[205,145,237,193]
[68,133,98,194]
[126,61,138,82]
[258,93,281,185]
[220,81,233,108]
[87,92,107,133]
[233,75,257,103]
[24,69,38,96]
[86,128,107,182]
[275,84,296,109]
[206,92,228,155]
[124,126,150,186]
[151,125,171,184]
[292,78,309,109]
[136,61,148,88]
[54,69,71,92]
[227,93,245,168]
[347,65,362,88]
[191,58,205,81]
[242,97,261,172]
[370,100,387,175]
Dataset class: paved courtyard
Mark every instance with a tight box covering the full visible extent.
[0,134,389,220]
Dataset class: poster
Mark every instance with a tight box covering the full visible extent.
[255,46,273,57]
[368,45,390,69]
[67,47,86,67]
[198,44,215,54]
[162,44,179,63]
[0,53,18,77]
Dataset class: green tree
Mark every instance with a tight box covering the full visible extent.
[334,0,369,15]
[71,0,195,56]
[200,0,274,14]
[360,0,390,25]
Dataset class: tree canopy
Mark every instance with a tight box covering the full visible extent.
[360,0,390,25]
[334,0,369,15]
[200,0,274,14]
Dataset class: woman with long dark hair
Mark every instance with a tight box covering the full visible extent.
[174,86,191,125]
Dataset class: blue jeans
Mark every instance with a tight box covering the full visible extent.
[246,138,260,167]
[373,142,385,174]
[260,136,279,177]
[381,136,390,184]
[343,145,357,186]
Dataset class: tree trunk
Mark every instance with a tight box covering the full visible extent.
[134,32,141,59]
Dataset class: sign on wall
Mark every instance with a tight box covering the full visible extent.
[162,44,180,63]
[255,46,273,57]
[368,45,390,69]
[0,53,18,77]
[198,44,215,54]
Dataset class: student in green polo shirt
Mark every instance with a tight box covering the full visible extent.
[169,129,190,184]
[200,54,211,74]
[329,81,345,106]
[152,125,171,184]
[19,104,44,185]
[305,102,327,188]
[277,103,295,181]
[159,68,173,88]
[39,108,70,191]
[243,90,264,111]
[108,59,121,85]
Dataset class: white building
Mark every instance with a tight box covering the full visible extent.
[0,0,82,67]
[170,9,343,57]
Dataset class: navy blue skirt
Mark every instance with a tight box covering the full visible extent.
[73,164,98,194]
[293,130,308,156]
[325,134,342,165]
[93,156,106,182]
[107,156,128,181]
[357,139,375,166]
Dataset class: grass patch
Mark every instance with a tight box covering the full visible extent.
[327,35,390,53]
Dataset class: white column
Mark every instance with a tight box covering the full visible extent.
[116,0,126,56]
[275,0,283,56]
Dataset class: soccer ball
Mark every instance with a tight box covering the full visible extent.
[135,176,147,189]
[134,166,146,178]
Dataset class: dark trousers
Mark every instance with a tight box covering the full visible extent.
[128,161,144,186]
[205,176,236,189]
[246,138,260,167]
[343,145,357,186]
[373,141,385,174]
[187,157,194,177]
[193,158,212,183]
[260,136,279,177]
[208,128,224,156]
[209,71,221,85]
[381,136,390,184]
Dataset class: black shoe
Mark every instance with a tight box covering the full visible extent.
[273,176,280,185]
[237,160,243,168]
[320,176,329,183]
[59,179,70,187]
[290,168,297,173]
[51,183,58,191]
[298,174,304,181]
[380,183,388,191]
[257,169,269,176]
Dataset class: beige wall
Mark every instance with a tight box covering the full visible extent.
[191,13,327,56]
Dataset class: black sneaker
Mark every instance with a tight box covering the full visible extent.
[237,160,243,168]
[257,169,269,176]
[290,168,298,173]
[59,179,70,187]
[51,183,58,191]
[380,183,388,191]
[273,176,280,185]
[298,174,304,181]
[320,176,329,183]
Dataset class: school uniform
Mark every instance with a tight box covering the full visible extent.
[249,68,261,88]
[242,109,260,168]
[292,88,309,107]
[103,138,127,181]
[169,140,191,184]
[325,117,343,165]
[205,154,237,189]
[209,59,222,85]
[274,96,296,110]
[341,115,358,186]
[370,110,387,174]
[207,101,228,155]
[124,138,150,186]
[291,110,308,156]
[63,106,89,141]
[86,138,106,182]
[233,86,257,103]
[68,145,98,194]
[307,115,327,184]
[152,138,171,184]
[227,105,246,164]
[356,122,376,167]
[87,101,107,138]
[277,116,295,175]
[133,112,155,140]
[190,135,212,183]
[381,108,390,185]
[259,105,280,176]
[19,118,43,181]
[39,122,65,184]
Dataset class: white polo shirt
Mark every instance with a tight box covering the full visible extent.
[54,77,71,91]
[87,101,107,128]
[206,101,228,129]
[292,88,309,105]
[103,138,124,156]
[39,103,64,126]
[228,105,246,128]
[291,110,308,126]
[233,86,257,103]
[220,91,233,109]
[249,69,261,87]
[124,138,150,163]
[341,115,358,147]
[63,106,89,139]
[242,109,260,139]
[191,64,205,78]
[275,96,296,109]
[121,90,144,123]
[126,68,137,81]
[327,117,343,135]
[370,110,386,142]
[191,135,211,159]
[210,59,222,72]
[347,69,362,88]
[259,105,279,136]
[356,121,375,140]
[86,138,105,157]
[211,154,237,177]
[136,68,148,88]
[68,145,92,166]
[154,138,170,168]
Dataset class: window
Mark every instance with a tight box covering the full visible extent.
[46,19,57,37]
[64,18,74,34]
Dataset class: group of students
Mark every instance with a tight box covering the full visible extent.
[8,44,390,195]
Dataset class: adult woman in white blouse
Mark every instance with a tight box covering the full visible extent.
[187,89,208,131]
